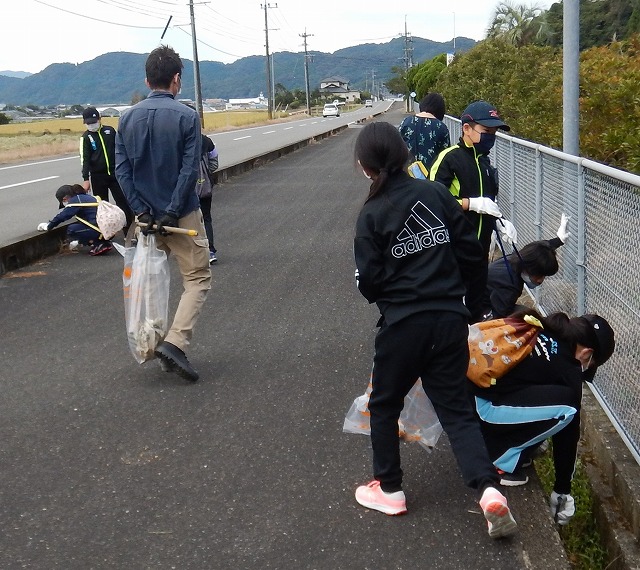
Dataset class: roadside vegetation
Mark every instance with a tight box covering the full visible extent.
[535,447,607,570]
[385,0,640,174]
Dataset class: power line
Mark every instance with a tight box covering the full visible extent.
[34,0,168,28]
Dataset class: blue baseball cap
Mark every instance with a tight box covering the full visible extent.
[461,101,510,131]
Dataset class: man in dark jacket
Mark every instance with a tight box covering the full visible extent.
[429,100,516,322]
[80,106,133,232]
[116,45,211,383]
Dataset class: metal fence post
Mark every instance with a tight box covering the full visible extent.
[576,159,586,315]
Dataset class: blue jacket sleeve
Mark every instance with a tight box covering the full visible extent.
[166,114,201,218]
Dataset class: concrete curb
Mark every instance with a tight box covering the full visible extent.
[581,389,640,570]
[0,224,68,276]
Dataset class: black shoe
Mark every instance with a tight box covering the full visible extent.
[498,469,529,487]
[154,341,199,382]
[90,241,113,256]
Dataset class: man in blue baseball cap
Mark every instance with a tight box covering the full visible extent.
[430,100,516,322]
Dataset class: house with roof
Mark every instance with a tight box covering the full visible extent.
[319,76,361,103]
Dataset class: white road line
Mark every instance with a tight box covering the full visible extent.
[233,135,252,140]
[0,175,59,190]
[262,130,276,135]
[284,127,294,130]
[0,156,78,170]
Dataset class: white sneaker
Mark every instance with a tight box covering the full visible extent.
[68,240,79,251]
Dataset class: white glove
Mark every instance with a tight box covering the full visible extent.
[467,197,502,218]
[549,491,575,525]
[37,222,49,231]
[497,219,518,246]
[556,213,571,243]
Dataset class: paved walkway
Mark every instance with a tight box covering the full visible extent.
[0,110,569,569]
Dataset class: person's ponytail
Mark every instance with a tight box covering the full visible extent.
[355,122,409,204]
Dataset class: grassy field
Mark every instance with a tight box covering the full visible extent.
[0,109,301,164]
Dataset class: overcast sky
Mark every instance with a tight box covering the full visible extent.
[2,0,553,74]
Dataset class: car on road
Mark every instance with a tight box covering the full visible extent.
[323,103,340,118]
[365,99,373,107]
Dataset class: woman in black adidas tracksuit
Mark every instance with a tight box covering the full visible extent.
[352,121,517,539]
[470,310,615,524]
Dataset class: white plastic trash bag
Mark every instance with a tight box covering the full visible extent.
[343,377,443,451]
[116,234,170,363]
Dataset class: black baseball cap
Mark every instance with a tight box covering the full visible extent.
[55,184,73,209]
[461,100,510,131]
[82,106,100,124]
[581,314,615,381]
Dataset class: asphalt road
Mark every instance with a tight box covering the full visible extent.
[0,101,389,245]
[0,107,569,569]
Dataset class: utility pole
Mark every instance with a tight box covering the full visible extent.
[563,0,579,155]
[300,29,313,116]
[262,3,277,119]
[189,0,204,128]
[371,69,376,100]
[401,17,414,112]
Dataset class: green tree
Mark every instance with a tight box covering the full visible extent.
[385,65,408,96]
[541,0,638,48]
[407,54,448,100]
[487,1,545,46]
[0,112,11,125]
[434,39,562,146]
[580,36,640,172]
[274,83,294,108]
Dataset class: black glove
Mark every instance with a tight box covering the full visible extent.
[137,212,155,235]
[156,213,179,236]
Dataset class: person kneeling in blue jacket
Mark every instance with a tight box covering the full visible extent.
[36,184,112,255]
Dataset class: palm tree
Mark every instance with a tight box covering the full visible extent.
[487,1,545,46]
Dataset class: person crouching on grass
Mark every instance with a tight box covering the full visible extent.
[352,121,517,539]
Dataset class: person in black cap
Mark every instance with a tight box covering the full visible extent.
[80,106,133,233]
[430,100,517,322]
[469,309,615,525]
[36,184,113,255]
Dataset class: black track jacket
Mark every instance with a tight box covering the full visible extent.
[429,138,500,253]
[354,172,485,326]
[80,125,117,180]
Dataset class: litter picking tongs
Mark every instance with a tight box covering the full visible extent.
[135,220,198,236]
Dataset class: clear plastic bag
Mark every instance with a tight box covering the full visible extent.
[343,377,443,451]
[117,234,170,363]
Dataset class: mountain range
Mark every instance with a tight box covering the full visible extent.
[0,37,475,106]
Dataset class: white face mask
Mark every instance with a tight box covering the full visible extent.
[581,353,593,373]
[362,169,372,180]
[86,123,100,132]
[521,271,540,289]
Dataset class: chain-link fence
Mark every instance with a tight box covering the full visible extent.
[445,116,640,464]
